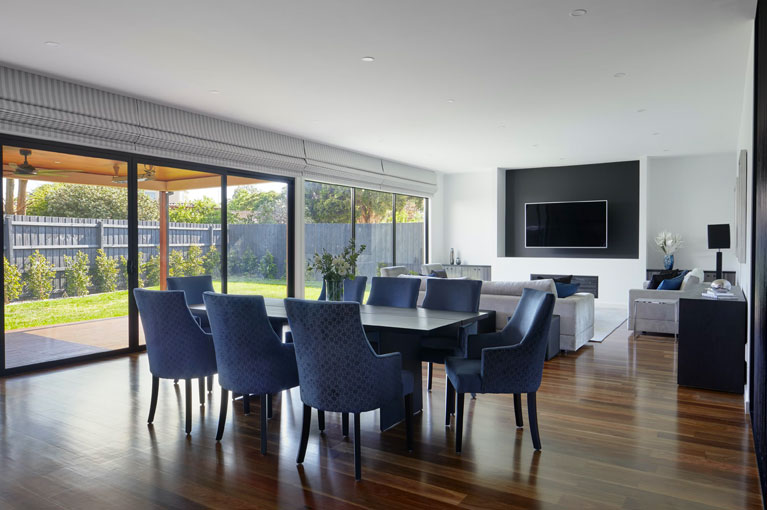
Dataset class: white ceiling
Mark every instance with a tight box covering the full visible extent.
[0,0,756,174]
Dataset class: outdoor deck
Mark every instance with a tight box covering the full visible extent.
[5,316,140,368]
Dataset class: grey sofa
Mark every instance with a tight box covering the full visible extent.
[401,275,595,352]
[627,269,704,335]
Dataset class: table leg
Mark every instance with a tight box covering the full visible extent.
[378,330,422,431]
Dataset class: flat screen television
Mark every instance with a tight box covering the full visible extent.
[525,200,608,249]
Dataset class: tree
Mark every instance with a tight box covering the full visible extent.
[304,182,352,224]
[26,183,158,220]
[228,187,287,224]
[355,189,393,224]
[169,197,220,224]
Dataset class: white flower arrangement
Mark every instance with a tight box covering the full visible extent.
[307,238,366,282]
[655,231,683,255]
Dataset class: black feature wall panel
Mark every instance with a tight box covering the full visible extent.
[752,2,766,506]
[504,161,640,259]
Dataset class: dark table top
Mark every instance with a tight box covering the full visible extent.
[190,297,488,332]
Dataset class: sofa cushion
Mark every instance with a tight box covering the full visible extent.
[681,268,704,290]
[429,270,448,278]
[481,279,556,296]
[658,271,687,290]
[648,270,681,289]
[555,282,580,298]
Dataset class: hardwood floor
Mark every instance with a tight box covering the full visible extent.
[0,327,760,509]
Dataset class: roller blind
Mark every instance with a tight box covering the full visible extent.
[0,65,438,195]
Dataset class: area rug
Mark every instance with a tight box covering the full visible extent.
[590,304,628,343]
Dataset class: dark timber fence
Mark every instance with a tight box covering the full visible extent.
[3,215,424,294]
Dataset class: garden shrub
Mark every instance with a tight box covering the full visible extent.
[259,250,278,279]
[26,250,55,300]
[63,250,91,297]
[4,256,22,303]
[202,246,220,277]
[143,255,160,287]
[168,250,186,277]
[230,248,258,275]
[184,245,205,276]
[120,253,144,289]
[92,249,118,293]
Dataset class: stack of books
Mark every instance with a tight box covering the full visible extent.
[702,287,737,300]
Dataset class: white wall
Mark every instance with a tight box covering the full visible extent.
[646,153,738,272]
[738,25,754,411]
[435,159,648,305]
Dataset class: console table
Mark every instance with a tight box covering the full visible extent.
[444,264,491,280]
[677,284,746,393]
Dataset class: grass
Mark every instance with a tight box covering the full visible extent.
[4,278,328,330]
[3,278,373,330]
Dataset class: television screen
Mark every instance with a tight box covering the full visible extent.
[525,200,608,248]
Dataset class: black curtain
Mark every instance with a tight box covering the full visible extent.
[753,2,767,506]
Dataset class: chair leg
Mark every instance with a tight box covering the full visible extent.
[296,404,311,464]
[528,392,541,451]
[185,379,192,435]
[148,375,159,424]
[427,362,433,391]
[174,378,179,385]
[267,393,274,419]
[354,413,362,481]
[207,375,214,393]
[342,412,349,437]
[216,388,228,441]
[445,376,455,426]
[513,393,524,428]
[318,410,325,432]
[243,394,251,415]
[260,393,268,455]
[198,378,205,406]
[405,393,414,452]
[455,393,465,453]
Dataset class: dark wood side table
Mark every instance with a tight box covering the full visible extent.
[677,285,746,393]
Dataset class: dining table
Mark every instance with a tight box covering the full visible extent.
[189,297,488,431]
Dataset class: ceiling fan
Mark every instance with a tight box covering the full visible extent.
[111,163,155,183]
[8,149,72,176]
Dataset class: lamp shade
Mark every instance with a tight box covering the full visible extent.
[707,224,730,249]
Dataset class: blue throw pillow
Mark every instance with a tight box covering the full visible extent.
[555,282,580,298]
[657,272,686,290]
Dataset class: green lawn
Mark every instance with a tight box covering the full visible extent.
[4,279,326,330]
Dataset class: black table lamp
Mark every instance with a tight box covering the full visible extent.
[707,224,730,280]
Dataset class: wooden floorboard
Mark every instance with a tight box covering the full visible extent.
[0,327,760,509]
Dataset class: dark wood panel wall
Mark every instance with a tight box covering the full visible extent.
[753,2,767,506]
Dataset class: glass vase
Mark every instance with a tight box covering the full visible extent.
[324,279,343,301]
[663,254,674,270]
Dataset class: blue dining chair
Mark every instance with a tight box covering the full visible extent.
[366,277,420,308]
[343,276,368,303]
[167,275,214,330]
[203,292,299,454]
[445,288,555,452]
[133,288,217,435]
[284,298,414,481]
[419,279,483,392]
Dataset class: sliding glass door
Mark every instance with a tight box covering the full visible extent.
[2,145,129,368]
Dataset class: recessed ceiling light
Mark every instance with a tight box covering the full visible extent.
[570,9,588,17]
[208,89,220,95]
[663,149,670,152]
[653,132,660,136]
[614,72,627,78]
[361,56,375,62]
[637,108,646,113]
[447,99,455,104]
[43,41,60,47]
[532,144,539,148]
